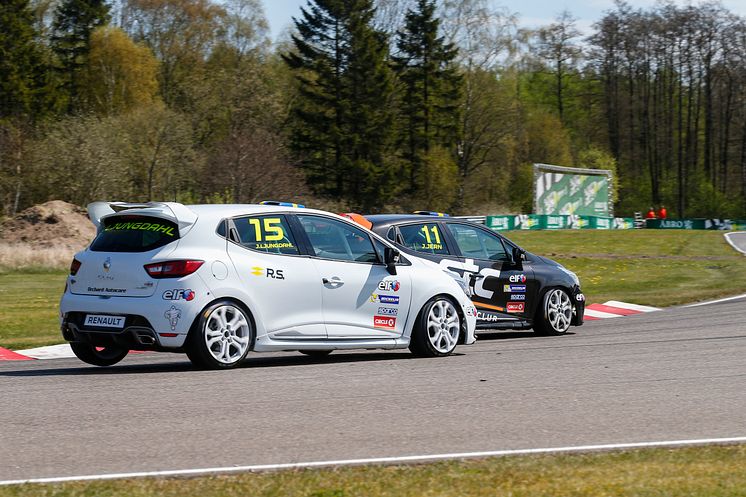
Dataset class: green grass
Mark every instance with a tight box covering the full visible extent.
[506,230,746,307]
[1,231,745,350]
[4,445,746,496]
[0,270,67,350]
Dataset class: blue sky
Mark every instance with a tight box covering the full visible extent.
[263,0,746,40]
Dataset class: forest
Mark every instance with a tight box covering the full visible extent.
[1,0,745,217]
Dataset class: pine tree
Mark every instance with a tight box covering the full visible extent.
[0,0,49,119]
[284,0,396,211]
[51,0,110,113]
[393,0,462,193]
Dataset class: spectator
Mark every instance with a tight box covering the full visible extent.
[659,205,668,219]
[646,207,656,219]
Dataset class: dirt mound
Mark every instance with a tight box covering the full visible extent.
[0,201,96,250]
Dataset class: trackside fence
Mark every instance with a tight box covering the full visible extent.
[476,215,746,231]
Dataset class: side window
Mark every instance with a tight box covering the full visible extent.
[298,215,378,263]
[446,223,509,261]
[398,223,450,255]
[233,215,299,255]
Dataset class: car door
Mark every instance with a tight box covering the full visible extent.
[225,214,326,340]
[296,214,412,339]
[444,222,537,321]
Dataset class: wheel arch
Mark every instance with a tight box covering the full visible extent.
[187,296,259,351]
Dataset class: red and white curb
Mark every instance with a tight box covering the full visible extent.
[584,300,660,321]
[0,344,148,362]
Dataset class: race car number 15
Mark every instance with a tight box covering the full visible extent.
[249,218,284,242]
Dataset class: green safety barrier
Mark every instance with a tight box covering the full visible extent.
[486,215,635,231]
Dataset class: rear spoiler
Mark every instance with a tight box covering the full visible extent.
[87,201,199,236]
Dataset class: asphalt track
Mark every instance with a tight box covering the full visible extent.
[1,297,746,482]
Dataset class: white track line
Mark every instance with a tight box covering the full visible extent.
[686,293,746,307]
[603,301,660,313]
[16,344,75,360]
[724,232,746,256]
[3,436,746,486]
[584,308,623,319]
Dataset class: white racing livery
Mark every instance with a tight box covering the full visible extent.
[60,202,477,369]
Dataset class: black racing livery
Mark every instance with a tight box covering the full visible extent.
[352,213,585,335]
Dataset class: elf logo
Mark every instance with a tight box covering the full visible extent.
[373,316,396,329]
[162,289,195,301]
[509,274,527,283]
[377,280,400,292]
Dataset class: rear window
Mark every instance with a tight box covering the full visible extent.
[91,216,179,253]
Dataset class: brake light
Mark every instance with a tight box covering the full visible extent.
[144,260,204,278]
[70,258,82,275]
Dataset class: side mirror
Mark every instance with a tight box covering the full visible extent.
[384,247,400,275]
[511,247,525,266]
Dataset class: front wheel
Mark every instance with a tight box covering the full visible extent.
[186,301,253,369]
[70,342,128,367]
[534,288,573,335]
[409,296,460,357]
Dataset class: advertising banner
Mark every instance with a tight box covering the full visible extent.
[534,163,612,217]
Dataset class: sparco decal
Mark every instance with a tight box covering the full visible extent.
[377,280,401,292]
[162,289,195,301]
[509,274,527,283]
[504,284,526,293]
[507,302,525,313]
[377,307,398,316]
[373,316,396,329]
[510,294,526,301]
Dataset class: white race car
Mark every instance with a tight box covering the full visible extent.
[60,201,477,369]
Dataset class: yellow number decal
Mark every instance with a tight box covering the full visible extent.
[248,217,285,241]
[420,225,441,245]
[263,218,284,241]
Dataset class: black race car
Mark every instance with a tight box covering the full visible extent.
[343,212,585,335]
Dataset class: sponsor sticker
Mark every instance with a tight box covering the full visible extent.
[510,294,526,301]
[83,314,125,329]
[476,311,501,322]
[373,315,396,330]
[377,307,398,316]
[87,286,126,294]
[164,306,182,331]
[465,305,478,317]
[251,266,285,279]
[504,284,526,293]
[576,293,585,302]
[105,222,176,237]
[377,280,400,292]
[507,302,525,313]
[162,289,195,301]
[509,274,527,283]
[370,293,400,305]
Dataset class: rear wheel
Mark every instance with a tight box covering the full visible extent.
[409,296,460,357]
[70,342,128,367]
[186,300,253,369]
[534,288,573,335]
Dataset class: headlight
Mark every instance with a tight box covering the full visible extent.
[559,266,580,286]
[444,269,472,296]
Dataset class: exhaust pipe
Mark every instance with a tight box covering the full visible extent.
[136,333,156,345]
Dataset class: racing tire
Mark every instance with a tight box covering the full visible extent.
[70,342,128,367]
[186,300,254,370]
[533,288,573,336]
[409,296,460,357]
[300,350,333,357]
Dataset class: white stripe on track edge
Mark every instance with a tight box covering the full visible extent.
[584,308,623,319]
[603,300,660,313]
[685,293,746,307]
[3,436,746,486]
[724,231,746,256]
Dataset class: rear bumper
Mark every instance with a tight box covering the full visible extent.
[59,292,205,349]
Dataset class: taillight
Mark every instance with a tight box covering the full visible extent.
[144,260,204,278]
[70,258,82,275]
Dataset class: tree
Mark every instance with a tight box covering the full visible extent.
[51,0,110,113]
[0,0,51,119]
[393,0,462,193]
[533,11,581,123]
[284,0,397,211]
[85,26,159,114]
